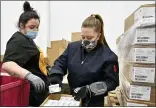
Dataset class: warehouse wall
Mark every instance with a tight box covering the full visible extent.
[1,1,155,55]
[49,1,155,53]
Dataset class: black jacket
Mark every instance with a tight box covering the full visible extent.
[50,41,119,94]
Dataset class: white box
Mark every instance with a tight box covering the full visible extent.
[130,47,155,64]
[134,7,155,23]
[134,27,155,45]
[121,77,151,101]
[121,89,155,107]
[130,66,155,83]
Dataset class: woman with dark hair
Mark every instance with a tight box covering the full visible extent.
[48,14,119,107]
[2,1,48,106]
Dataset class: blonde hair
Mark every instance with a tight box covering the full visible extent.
[82,14,109,47]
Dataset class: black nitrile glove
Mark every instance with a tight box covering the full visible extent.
[47,74,62,87]
[73,86,90,101]
[73,82,107,101]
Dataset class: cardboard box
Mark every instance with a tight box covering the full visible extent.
[71,32,81,42]
[129,45,155,64]
[121,75,155,103]
[132,27,155,45]
[124,4,155,32]
[47,39,69,66]
[122,59,155,86]
[40,94,81,106]
[121,89,155,106]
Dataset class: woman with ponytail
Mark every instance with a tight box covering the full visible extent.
[49,14,119,106]
[2,1,49,106]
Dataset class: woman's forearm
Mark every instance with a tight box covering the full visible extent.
[2,61,30,79]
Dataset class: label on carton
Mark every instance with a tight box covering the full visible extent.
[135,28,155,44]
[132,67,155,83]
[133,48,155,63]
[136,18,155,27]
[130,85,151,101]
[126,102,147,106]
[134,7,155,22]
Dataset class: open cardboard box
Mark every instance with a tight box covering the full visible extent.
[40,94,81,106]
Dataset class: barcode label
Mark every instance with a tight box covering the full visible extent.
[131,96,142,99]
[136,56,148,59]
[130,86,151,101]
[137,40,148,42]
[133,67,155,83]
[136,56,148,61]
[131,93,143,96]
[135,78,146,81]
[143,16,153,18]
[137,37,149,39]
[135,75,147,78]
[131,93,143,99]
[135,75,147,81]
[136,59,147,61]
[133,48,155,63]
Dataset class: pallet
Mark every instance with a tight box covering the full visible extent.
[107,88,123,107]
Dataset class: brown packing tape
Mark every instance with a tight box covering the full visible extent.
[120,74,156,103]
[124,4,155,32]
[40,94,81,106]
[121,89,156,106]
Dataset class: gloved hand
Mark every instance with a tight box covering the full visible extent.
[73,86,90,101]
[47,74,62,87]
[25,73,45,93]
[73,82,107,101]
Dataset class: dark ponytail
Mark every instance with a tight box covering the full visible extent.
[23,1,33,12]
[18,1,40,28]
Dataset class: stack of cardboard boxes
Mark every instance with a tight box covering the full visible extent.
[47,39,69,66]
[117,4,155,106]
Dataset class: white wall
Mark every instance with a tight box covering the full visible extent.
[50,1,125,53]
[1,1,155,55]
[1,1,49,56]
[50,1,155,53]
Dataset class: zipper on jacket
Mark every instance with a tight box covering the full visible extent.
[81,56,87,64]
